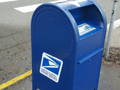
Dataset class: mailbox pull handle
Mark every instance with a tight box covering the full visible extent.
[78,48,103,64]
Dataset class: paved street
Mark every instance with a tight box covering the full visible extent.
[0,0,120,90]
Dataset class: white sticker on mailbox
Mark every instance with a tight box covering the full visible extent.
[78,23,96,36]
[40,52,63,83]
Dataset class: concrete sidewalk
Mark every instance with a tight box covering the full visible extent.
[111,27,120,48]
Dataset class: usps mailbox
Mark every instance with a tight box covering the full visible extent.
[31,0,107,90]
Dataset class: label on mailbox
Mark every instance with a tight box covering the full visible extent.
[78,23,96,36]
[40,52,63,83]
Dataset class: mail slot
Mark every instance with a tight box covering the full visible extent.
[31,0,107,90]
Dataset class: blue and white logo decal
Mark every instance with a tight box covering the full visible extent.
[40,52,63,83]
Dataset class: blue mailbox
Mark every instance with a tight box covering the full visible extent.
[31,0,107,90]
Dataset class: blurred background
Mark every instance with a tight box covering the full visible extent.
[0,0,120,90]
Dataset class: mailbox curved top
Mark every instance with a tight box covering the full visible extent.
[31,0,107,59]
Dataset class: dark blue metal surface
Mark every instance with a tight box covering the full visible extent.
[31,0,107,90]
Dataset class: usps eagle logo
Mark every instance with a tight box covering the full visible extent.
[40,52,63,83]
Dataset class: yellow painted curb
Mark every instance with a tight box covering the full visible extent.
[0,70,32,90]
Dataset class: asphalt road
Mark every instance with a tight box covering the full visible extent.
[0,0,120,90]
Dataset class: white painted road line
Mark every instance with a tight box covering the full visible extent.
[107,19,120,29]
[14,0,68,13]
[14,4,41,13]
[113,19,120,29]
[0,0,17,3]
